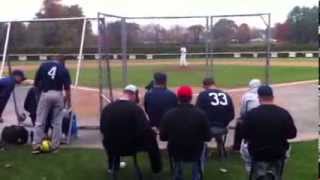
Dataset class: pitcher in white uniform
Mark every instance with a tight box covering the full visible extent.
[179,46,188,67]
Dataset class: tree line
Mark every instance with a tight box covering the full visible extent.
[0,0,317,53]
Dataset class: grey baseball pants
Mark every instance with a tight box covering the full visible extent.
[33,90,64,149]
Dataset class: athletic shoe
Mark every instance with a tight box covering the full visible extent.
[31,146,42,155]
[51,147,60,154]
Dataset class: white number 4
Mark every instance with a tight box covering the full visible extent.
[209,92,228,106]
[48,66,57,80]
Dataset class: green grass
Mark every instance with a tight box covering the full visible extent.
[22,64,317,89]
[0,141,317,180]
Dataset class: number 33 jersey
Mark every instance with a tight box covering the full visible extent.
[196,88,235,128]
[35,60,71,92]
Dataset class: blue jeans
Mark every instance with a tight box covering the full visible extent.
[174,161,202,180]
[250,159,285,180]
[173,145,207,180]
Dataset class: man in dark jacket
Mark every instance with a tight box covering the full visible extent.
[0,70,26,123]
[243,85,297,179]
[100,84,162,173]
[160,85,211,180]
[196,78,234,156]
[144,72,177,129]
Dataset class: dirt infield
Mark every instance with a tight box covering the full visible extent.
[0,80,317,148]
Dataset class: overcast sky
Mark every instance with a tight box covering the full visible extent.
[0,0,317,28]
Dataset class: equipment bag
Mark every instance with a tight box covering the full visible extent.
[1,125,28,145]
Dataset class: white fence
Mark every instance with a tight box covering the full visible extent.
[1,51,318,61]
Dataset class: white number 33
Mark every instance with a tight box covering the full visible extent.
[209,92,228,106]
[48,66,57,80]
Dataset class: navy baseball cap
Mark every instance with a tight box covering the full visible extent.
[153,72,167,84]
[12,69,26,80]
[258,85,273,97]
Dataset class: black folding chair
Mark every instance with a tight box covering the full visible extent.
[211,127,229,159]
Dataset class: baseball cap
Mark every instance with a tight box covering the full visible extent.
[153,72,167,84]
[249,79,261,89]
[124,84,138,93]
[177,85,193,98]
[258,85,273,97]
[12,69,26,81]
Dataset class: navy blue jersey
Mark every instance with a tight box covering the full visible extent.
[34,61,71,92]
[196,88,235,128]
[0,77,15,99]
[144,87,178,128]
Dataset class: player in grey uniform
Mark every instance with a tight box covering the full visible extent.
[236,79,261,173]
[32,56,71,154]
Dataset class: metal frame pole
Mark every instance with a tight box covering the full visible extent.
[209,16,214,78]
[265,14,272,84]
[205,16,210,77]
[121,17,128,86]
[0,22,11,78]
[98,14,104,114]
[74,18,87,87]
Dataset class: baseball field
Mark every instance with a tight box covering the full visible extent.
[7,57,317,125]
[0,57,317,180]
[10,58,317,88]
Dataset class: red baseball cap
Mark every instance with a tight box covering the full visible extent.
[177,85,193,98]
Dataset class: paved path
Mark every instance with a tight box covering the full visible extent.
[0,81,317,149]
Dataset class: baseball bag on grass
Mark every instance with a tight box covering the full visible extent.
[1,125,28,145]
[61,110,78,144]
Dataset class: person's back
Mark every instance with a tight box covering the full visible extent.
[0,70,26,123]
[240,89,260,117]
[197,88,234,128]
[161,104,210,161]
[243,104,297,161]
[101,100,147,154]
[101,85,162,173]
[145,87,177,127]
[144,72,177,128]
[35,60,70,92]
[161,86,211,162]
[0,76,15,96]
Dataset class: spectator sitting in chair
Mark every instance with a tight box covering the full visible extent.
[144,72,177,129]
[196,77,235,158]
[100,84,162,174]
[160,85,211,180]
[242,85,297,180]
[232,79,261,152]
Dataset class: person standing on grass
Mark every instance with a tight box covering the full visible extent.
[196,77,235,157]
[160,85,211,180]
[100,84,162,174]
[32,55,71,154]
[0,70,26,123]
[242,85,297,179]
[144,72,177,130]
[179,46,188,67]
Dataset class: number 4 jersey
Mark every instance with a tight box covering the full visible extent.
[35,61,71,92]
[196,88,235,128]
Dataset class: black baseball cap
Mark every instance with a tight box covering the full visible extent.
[153,72,167,84]
[12,69,26,81]
[258,85,273,97]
